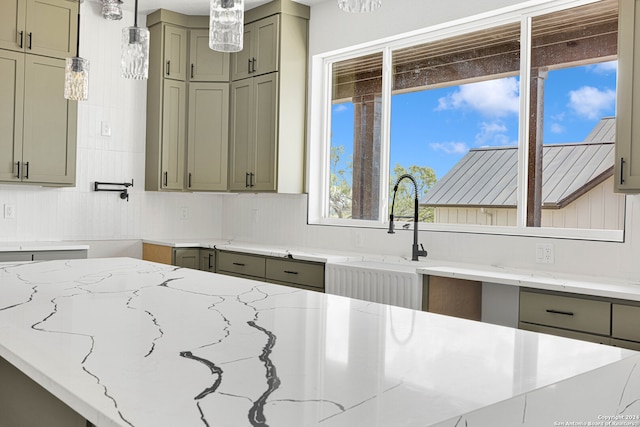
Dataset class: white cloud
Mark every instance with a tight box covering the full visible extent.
[589,61,618,74]
[550,123,565,134]
[333,104,349,113]
[436,77,520,117]
[429,142,469,154]
[568,86,616,120]
[475,121,515,147]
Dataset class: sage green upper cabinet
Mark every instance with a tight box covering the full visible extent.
[229,73,277,191]
[230,14,279,81]
[0,50,24,183]
[615,0,640,193]
[0,52,77,186]
[187,82,229,191]
[146,9,230,192]
[163,24,187,81]
[189,28,229,82]
[228,2,309,193]
[160,79,186,190]
[0,0,78,60]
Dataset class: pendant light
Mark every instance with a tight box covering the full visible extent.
[338,0,381,13]
[209,0,244,53]
[101,0,123,20]
[121,0,149,79]
[64,0,89,101]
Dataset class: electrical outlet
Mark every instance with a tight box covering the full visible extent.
[535,243,554,264]
[179,206,189,220]
[101,121,112,137]
[4,204,16,219]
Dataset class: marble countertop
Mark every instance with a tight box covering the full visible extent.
[142,238,353,263]
[0,241,89,252]
[1,257,638,427]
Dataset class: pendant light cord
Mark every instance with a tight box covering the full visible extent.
[76,0,81,57]
[134,0,138,27]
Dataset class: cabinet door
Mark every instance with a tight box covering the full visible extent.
[187,82,229,191]
[0,0,26,52]
[161,79,186,190]
[163,24,187,81]
[230,24,254,81]
[22,55,77,185]
[252,15,279,76]
[173,248,200,269]
[25,0,78,59]
[189,29,229,82]
[229,78,254,190]
[0,50,24,183]
[199,249,216,272]
[251,73,277,191]
[615,0,640,193]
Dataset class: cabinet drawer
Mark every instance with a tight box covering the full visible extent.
[265,259,324,289]
[519,322,611,346]
[217,251,265,278]
[519,291,610,335]
[611,338,640,351]
[612,304,640,342]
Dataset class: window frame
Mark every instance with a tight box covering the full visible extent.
[307,0,624,242]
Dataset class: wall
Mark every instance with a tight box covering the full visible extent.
[0,2,224,257]
[223,0,640,283]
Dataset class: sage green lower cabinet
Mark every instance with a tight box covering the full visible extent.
[265,258,324,292]
[216,250,266,279]
[172,248,200,269]
[0,250,87,262]
[216,250,325,292]
[519,288,640,351]
[199,249,216,272]
[0,356,86,427]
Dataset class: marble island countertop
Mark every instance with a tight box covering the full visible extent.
[1,257,640,427]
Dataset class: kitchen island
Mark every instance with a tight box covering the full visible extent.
[0,258,639,427]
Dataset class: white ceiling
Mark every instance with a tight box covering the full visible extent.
[127,0,327,16]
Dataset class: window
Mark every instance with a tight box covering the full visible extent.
[316,0,623,239]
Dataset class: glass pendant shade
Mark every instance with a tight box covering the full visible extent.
[64,57,89,101]
[338,0,381,12]
[101,0,123,20]
[121,26,149,79]
[210,0,244,53]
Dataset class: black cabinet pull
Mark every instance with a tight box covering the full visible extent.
[232,262,245,266]
[191,64,194,78]
[247,58,252,74]
[545,309,574,316]
[249,172,255,187]
[24,161,29,179]
[245,172,250,188]
[18,31,23,48]
[16,161,20,179]
[163,171,168,187]
[27,32,32,49]
[620,157,625,185]
[166,60,171,76]
[252,58,256,73]
[208,253,213,269]
[284,270,298,275]
[188,172,192,188]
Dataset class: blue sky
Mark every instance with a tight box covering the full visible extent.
[331,61,617,181]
